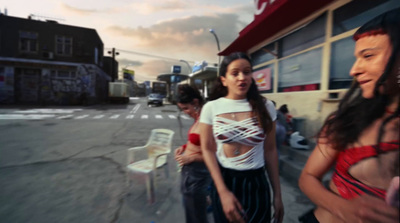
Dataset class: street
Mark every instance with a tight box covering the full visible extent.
[0,98,314,223]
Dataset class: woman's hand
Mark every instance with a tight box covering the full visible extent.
[174,146,184,160]
[219,190,245,223]
[175,153,193,166]
[272,195,284,223]
[336,194,399,223]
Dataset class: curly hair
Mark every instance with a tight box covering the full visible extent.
[321,8,400,151]
[209,52,273,134]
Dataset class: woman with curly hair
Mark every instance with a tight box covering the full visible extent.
[299,8,400,223]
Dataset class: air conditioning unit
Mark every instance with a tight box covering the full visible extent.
[43,51,54,59]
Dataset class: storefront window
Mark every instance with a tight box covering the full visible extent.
[279,13,326,57]
[253,64,274,93]
[251,43,276,66]
[332,0,399,36]
[278,47,322,92]
[329,37,355,89]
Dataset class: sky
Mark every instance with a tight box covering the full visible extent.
[0,0,256,82]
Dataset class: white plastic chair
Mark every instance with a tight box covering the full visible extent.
[126,128,175,204]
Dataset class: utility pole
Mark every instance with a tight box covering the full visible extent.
[108,48,119,82]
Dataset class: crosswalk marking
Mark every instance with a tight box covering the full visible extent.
[57,115,73,119]
[75,115,89,119]
[180,115,190,120]
[0,114,55,120]
[1,113,189,121]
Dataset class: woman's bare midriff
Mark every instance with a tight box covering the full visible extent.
[223,143,253,157]
[185,142,202,156]
[313,181,345,223]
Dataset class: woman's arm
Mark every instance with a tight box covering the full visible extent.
[175,152,203,166]
[199,123,245,223]
[298,137,399,222]
[264,121,284,223]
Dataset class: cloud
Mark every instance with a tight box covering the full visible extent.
[107,13,242,58]
[128,0,188,15]
[60,3,98,16]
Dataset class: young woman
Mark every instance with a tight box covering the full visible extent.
[199,52,284,223]
[174,84,211,223]
[298,8,400,223]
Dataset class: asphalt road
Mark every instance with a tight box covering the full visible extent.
[0,98,191,223]
[0,98,314,223]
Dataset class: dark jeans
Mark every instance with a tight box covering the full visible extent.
[181,162,211,223]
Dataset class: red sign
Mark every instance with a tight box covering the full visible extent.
[253,67,271,91]
[254,0,287,20]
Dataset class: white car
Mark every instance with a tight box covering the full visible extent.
[147,93,163,106]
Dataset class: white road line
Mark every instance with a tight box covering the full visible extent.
[130,104,141,114]
[93,115,105,119]
[110,115,120,119]
[75,115,89,119]
[57,115,74,119]
[126,115,134,119]
[0,114,55,120]
[168,115,177,119]
[180,115,190,120]
[141,114,148,119]
[14,109,82,114]
[155,115,162,119]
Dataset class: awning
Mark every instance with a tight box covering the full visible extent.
[219,0,336,56]
[189,66,218,80]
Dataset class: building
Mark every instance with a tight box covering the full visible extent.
[0,14,111,105]
[197,0,399,140]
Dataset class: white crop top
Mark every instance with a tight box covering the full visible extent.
[199,97,277,170]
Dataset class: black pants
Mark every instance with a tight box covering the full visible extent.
[181,162,211,223]
[299,209,319,223]
[211,165,271,223]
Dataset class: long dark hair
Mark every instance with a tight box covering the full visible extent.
[209,52,273,134]
[320,8,400,151]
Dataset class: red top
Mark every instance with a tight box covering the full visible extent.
[188,133,200,146]
[332,140,399,199]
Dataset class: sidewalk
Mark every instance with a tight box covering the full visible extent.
[119,160,314,223]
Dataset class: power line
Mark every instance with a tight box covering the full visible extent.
[104,48,195,64]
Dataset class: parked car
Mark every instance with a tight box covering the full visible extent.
[147,93,163,106]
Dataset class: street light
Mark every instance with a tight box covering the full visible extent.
[107,47,119,82]
[209,29,221,76]
[179,59,192,74]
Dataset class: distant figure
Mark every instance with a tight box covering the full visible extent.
[272,101,287,152]
[298,8,399,223]
[278,104,293,143]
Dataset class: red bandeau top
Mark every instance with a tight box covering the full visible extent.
[332,140,399,199]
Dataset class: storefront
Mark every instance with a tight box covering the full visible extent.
[218,0,400,139]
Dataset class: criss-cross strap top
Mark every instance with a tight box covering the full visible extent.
[199,97,277,170]
[214,116,265,146]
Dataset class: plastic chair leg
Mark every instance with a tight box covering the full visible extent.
[146,172,155,204]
